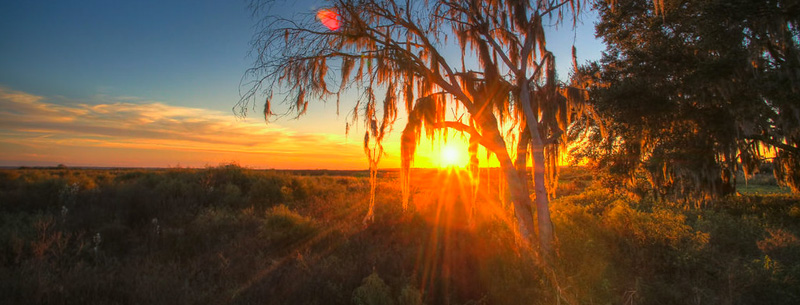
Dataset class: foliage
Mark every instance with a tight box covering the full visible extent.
[551,186,800,304]
[575,0,800,201]
[352,271,394,305]
[397,285,424,305]
[0,166,798,304]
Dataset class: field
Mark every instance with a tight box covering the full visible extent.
[1,164,799,304]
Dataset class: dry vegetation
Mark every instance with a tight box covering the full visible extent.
[1,164,798,304]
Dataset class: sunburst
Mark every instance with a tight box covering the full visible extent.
[438,144,466,168]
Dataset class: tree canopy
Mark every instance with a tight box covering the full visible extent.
[575,0,800,202]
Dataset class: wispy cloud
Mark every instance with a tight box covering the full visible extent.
[0,87,376,169]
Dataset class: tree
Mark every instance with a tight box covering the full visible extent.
[575,0,800,202]
[239,0,591,255]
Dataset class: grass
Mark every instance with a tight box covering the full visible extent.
[0,164,798,304]
[736,171,794,195]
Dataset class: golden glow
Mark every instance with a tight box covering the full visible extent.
[439,144,466,167]
[0,87,575,169]
[0,88,369,169]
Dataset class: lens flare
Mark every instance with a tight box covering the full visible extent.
[316,9,340,31]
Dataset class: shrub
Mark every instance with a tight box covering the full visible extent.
[605,203,695,248]
[260,205,317,251]
[203,163,252,193]
[1,167,797,305]
[352,271,394,305]
[757,228,800,263]
[248,177,285,208]
[217,183,243,208]
[398,285,424,305]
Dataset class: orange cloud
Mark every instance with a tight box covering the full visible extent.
[0,87,378,169]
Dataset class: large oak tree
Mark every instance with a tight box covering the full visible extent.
[576,0,800,202]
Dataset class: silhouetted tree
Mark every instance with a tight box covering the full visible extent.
[575,0,800,202]
[239,0,593,255]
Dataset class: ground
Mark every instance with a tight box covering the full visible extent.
[0,165,798,304]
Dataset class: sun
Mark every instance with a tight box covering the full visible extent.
[439,144,466,168]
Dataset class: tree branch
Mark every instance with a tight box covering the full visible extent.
[744,135,800,155]
[432,121,492,148]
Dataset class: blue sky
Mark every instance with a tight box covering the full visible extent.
[0,0,255,111]
[0,0,605,168]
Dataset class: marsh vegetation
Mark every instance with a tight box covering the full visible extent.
[1,164,798,304]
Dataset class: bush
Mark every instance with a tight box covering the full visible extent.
[398,285,424,305]
[260,205,317,251]
[352,271,394,305]
[248,177,285,207]
[1,167,798,305]
[203,163,252,193]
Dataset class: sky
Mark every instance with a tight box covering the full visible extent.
[0,0,604,169]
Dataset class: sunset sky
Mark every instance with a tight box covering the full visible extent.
[0,0,604,169]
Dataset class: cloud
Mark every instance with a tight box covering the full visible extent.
[0,87,378,169]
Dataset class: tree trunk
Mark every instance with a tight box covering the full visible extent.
[530,136,554,255]
[497,148,536,244]
[468,134,480,225]
[518,82,555,256]
[476,115,537,245]
[516,127,531,174]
